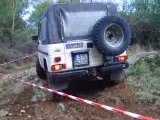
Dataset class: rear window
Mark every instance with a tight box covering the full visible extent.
[61,10,106,40]
[40,17,47,42]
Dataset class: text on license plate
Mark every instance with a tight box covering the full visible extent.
[73,53,89,67]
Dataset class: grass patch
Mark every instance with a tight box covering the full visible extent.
[0,81,17,99]
[129,62,150,75]
[0,58,36,74]
[128,53,160,104]
[0,82,10,91]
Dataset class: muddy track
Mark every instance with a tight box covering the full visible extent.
[0,76,160,120]
[0,51,160,120]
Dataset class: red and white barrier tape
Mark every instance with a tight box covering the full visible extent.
[0,52,37,67]
[0,73,157,120]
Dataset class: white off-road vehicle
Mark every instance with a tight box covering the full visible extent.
[32,3,131,92]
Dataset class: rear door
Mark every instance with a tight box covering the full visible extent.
[64,40,103,70]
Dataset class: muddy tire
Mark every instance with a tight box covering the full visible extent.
[36,59,47,80]
[92,16,131,56]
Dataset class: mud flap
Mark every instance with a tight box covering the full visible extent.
[47,77,69,101]
[110,70,126,82]
[49,81,69,91]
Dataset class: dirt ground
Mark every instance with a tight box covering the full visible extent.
[0,50,160,120]
[0,73,160,120]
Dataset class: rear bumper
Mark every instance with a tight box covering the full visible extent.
[48,62,129,82]
[48,69,89,82]
[101,62,129,72]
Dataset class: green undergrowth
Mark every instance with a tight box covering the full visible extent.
[0,58,36,74]
[128,53,160,104]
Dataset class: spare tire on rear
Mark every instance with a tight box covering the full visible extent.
[92,16,131,56]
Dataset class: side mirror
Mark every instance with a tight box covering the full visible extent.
[32,36,38,41]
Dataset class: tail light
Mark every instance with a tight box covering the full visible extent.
[115,55,128,62]
[51,64,66,72]
[54,57,61,62]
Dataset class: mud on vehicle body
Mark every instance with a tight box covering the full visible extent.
[32,3,131,92]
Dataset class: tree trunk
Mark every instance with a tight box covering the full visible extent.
[11,0,16,40]
[12,13,15,38]
[10,0,17,47]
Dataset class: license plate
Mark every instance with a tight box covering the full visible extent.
[73,53,89,67]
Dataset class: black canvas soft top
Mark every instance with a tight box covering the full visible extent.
[39,3,118,44]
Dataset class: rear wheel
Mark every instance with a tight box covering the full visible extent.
[36,59,47,80]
